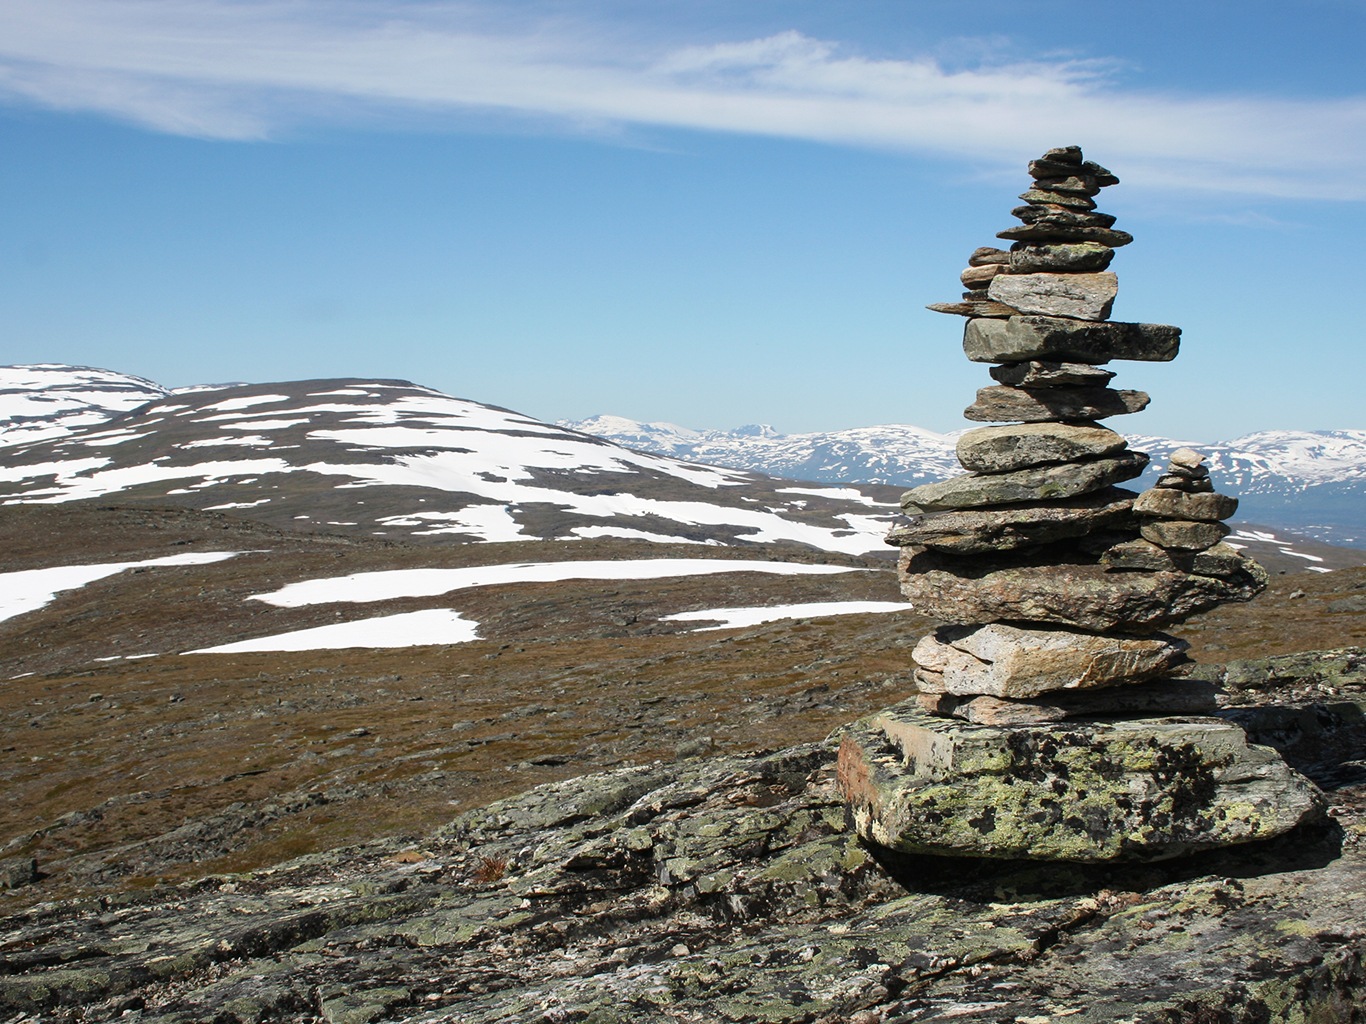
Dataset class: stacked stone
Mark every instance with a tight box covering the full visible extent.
[835,148,1319,864]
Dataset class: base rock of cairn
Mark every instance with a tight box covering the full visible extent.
[838,145,1315,862]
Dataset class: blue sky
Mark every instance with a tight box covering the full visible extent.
[1,0,1364,440]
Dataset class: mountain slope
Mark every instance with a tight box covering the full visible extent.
[0,364,172,447]
[0,373,901,555]
[566,416,1366,549]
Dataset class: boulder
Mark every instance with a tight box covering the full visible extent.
[1133,488,1239,522]
[1140,519,1231,551]
[964,316,1180,363]
[900,453,1148,513]
[964,385,1150,422]
[989,361,1116,387]
[988,272,1118,321]
[897,544,1269,631]
[956,421,1128,471]
[911,622,1190,698]
[838,702,1323,861]
[887,488,1136,554]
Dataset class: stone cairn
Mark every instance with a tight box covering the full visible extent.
[837,147,1322,863]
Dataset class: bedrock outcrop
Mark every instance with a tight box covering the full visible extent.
[839,702,1324,862]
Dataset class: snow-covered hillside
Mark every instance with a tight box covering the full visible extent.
[0,370,901,555]
[565,416,1366,548]
[0,365,172,447]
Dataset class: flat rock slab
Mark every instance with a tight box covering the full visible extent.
[912,622,1190,698]
[957,421,1128,471]
[965,385,1150,422]
[897,544,1269,631]
[988,271,1118,321]
[997,224,1134,246]
[989,360,1117,387]
[901,453,1148,513]
[927,299,1017,318]
[887,487,1137,554]
[936,678,1222,725]
[1101,539,1247,576]
[1008,242,1114,272]
[965,316,1181,364]
[838,702,1323,861]
[1133,487,1239,522]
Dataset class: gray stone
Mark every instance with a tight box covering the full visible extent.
[838,702,1323,861]
[998,224,1134,246]
[1026,174,1101,196]
[897,544,1269,631]
[1156,473,1214,491]
[989,361,1117,387]
[1101,539,1252,578]
[1008,242,1115,273]
[887,488,1136,554]
[900,453,1148,513]
[1017,189,1096,210]
[956,421,1128,471]
[988,272,1118,321]
[1329,595,1366,613]
[1133,488,1238,522]
[964,316,1181,364]
[911,622,1190,698]
[967,246,1013,266]
[964,385,1150,422]
[1011,205,1118,230]
[0,857,37,890]
[945,680,1220,725]
[927,299,1017,318]
[1140,519,1231,551]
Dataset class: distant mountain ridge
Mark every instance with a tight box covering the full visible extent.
[563,415,1366,549]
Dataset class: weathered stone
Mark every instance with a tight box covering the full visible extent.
[897,544,1269,631]
[956,421,1128,471]
[911,622,1190,698]
[989,361,1116,387]
[964,316,1180,363]
[1133,488,1239,522]
[0,857,37,890]
[888,488,1136,554]
[927,299,1017,318]
[988,272,1118,321]
[1164,460,1209,479]
[1140,519,1231,551]
[1026,174,1101,196]
[1017,188,1096,210]
[1011,206,1119,230]
[967,246,1012,266]
[1170,446,1206,470]
[1101,539,1251,578]
[1008,242,1115,273]
[839,702,1323,861]
[1036,146,1083,167]
[1156,473,1214,491]
[998,224,1133,246]
[946,680,1220,725]
[960,263,1005,288]
[900,453,1147,514]
[964,385,1149,422]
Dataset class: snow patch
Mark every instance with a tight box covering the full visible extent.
[662,600,912,631]
[187,609,480,653]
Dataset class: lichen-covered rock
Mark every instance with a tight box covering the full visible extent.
[838,701,1324,861]
[1133,487,1239,522]
[887,488,1137,554]
[897,543,1269,631]
[1140,518,1231,550]
[964,384,1150,423]
[911,622,1189,697]
[1101,538,1248,576]
[987,271,1118,321]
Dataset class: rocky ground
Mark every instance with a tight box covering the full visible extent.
[3,504,1366,1021]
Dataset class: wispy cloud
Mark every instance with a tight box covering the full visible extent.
[1,1,1364,199]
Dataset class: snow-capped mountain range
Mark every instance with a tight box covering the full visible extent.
[0,366,902,555]
[563,416,1366,549]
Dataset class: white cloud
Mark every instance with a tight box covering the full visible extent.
[1,1,1364,198]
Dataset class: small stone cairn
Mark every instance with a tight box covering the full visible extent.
[837,147,1322,863]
